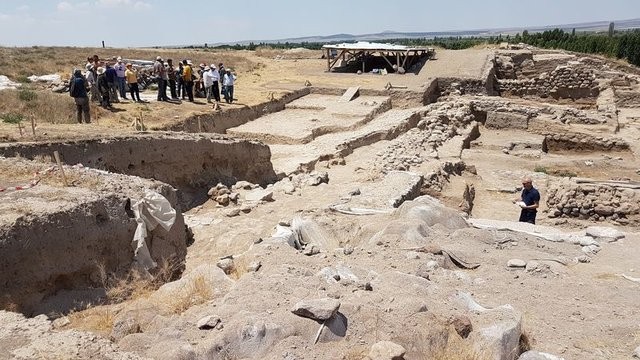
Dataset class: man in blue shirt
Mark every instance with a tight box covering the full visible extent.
[516,177,540,224]
[69,69,90,123]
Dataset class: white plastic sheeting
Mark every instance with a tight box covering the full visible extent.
[0,75,20,90]
[131,190,176,270]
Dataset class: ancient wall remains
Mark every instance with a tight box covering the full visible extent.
[546,181,640,225]
[495,51,599,100]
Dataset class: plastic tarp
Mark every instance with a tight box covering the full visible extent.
[131,190,176,270]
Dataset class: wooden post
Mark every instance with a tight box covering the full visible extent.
[396,52,400,72]
[18,123,23,137]
[102,41,105,48]
[30,118,36,137]
[326,48,330,72]
[197,117,202,132]
[53,151,69,187]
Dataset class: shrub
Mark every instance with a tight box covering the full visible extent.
[533,165,548,174]
[18,88,37,102]
[1,112,24,124]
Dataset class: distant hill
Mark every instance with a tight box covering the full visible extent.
[209,17,640,47]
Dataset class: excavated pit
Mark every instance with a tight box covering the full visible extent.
[0,157,190,315]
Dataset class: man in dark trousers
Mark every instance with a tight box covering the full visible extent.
[69,69,90,123]
[515,177,540,224]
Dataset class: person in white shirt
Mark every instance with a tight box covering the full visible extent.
[222,69,235,104]
[210,64,220,103]
[203,66,215,103]
[114,56,128,100]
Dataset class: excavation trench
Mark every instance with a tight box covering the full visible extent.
[0,133,278,209]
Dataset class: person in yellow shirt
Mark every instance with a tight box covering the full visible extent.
[125,63,142,102]
[182,59,194,102]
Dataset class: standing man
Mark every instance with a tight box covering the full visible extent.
[210,64,221,103]
[85,63,101,104]
[515,177,540,224]
[177,61,185,99]
[182,60,194,102]
[203,66,214,103]
[97,67,112,109]
[153,56,169,101]
[125,63,142,102]
[105,62,119,103]
[69,69,90,123]
[167,59,178,100]
[222,68,235,104]
[114,56,128,100]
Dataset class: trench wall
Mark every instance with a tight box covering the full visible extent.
[0,182,187,314]
[163,88,311,133]
[0,134,278,207]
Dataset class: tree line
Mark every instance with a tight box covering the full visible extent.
[187,28,640,67]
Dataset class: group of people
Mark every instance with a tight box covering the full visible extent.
[69,54,237,124]
[152,56,235,104]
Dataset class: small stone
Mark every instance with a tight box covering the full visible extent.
[224,208,241,217]
[576,255,591,263]
[216,258,235,274]
[52,316,70,328]
[197,315,221,330]
[525,261,540,272]
[245,189,274,202]
[448,315,473,338]
[348,188,361,196]
[519,350,566,360]
[216,194,230,206]
[233,180,254,190]
[633,345,640,358]
[278,219,291,227]
[247,261,262,272]
[229,192,240,202]
[291,298,340,320]
[507,259,527,268]
[308,171,329,186]
[303,245,320,256]
[343,246,354,255]
[368,341,406,360]
[240,204,253,213]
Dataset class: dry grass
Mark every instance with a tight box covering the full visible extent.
[0,46,256,81]
[97,257,181,304]
[67,306,115,335]
[0,88,76,125]
[168,274,214,314]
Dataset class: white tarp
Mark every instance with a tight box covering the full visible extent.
[131,190,176,270]
[0,75,20,90]
[27,74,62,83]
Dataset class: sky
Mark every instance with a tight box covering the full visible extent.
[0,0,639,47]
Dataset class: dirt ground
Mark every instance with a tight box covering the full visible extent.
[1,46,640,360]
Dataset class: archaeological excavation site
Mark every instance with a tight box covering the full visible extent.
[1,45,640,360]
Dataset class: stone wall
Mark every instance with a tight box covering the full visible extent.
[544,132,629,152]
[498,65,599,99]
[546,181,640,225]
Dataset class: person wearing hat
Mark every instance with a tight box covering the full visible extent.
[114,56,128,100]
[153,56,169,101]
[182,59,194,102]
[105,62,119,103]
[195,63,206,98]
[222,68,235,104]
[96,67,112,109]
[202,65,214,103]
[84,63,101,104]
[125,63,142,102]
[166,59,178,100]
[209,64,221,103]
[177,61,185,100]
[69,69,91,123]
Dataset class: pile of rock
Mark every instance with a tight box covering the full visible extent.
[546,181,640,224]
[207,183,239,206]
[374,102,476,173]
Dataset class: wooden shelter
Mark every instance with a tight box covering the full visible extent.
[322,41,435,73]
